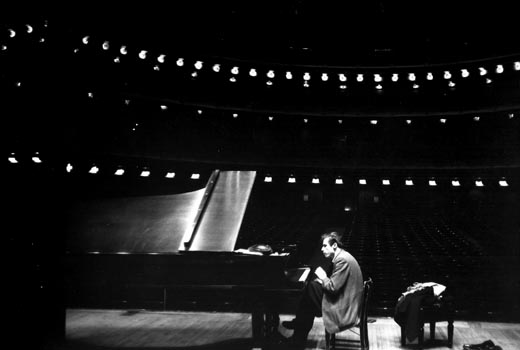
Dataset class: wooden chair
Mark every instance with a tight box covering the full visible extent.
[325,277,373,350]
[400,293,455,349]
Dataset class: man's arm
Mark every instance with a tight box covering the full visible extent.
[321,258,350,294]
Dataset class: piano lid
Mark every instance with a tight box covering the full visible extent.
[65,189,205,254]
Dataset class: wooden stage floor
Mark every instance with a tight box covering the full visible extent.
[48,308,520,350]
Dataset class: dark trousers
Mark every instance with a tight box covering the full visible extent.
[293,280,323,342]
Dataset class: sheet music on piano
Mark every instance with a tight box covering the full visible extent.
[284,266,311,285]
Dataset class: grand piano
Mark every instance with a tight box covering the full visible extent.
[64,170,315,348]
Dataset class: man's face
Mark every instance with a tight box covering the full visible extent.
[321,238,336,258]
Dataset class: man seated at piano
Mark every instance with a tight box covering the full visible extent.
[279,231,364,349]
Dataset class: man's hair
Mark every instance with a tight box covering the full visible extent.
[321,231,343,248]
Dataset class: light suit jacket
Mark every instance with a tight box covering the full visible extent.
[321,248,364,333]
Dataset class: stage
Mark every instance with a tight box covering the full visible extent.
[43,308,520,350]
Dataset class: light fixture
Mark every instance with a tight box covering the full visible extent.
[82,35,89,44]
[514,62,520,71]
[288,176,296,183]
[374,74,382,82]
[382,179,390,185]
[303,72,311,81]
[451,180,461,187]
[264,176,272,183]
[312,177,320,184]
[405,179,414,186]
[191,173,200,179]
[429,179,437,186]
[475,180,484,187]
[194,61,203,70]
[176,58,184,66]
[499,180,508,187]
[440,118,447,123]
[359,179,367,185]
[286,71,293,79]
[26,24,33,33]
[120,46,128,55]
[89,166,99,174]
[335,178,344,185]
[102,41,109,50]
[165,172,175,178]
[461,69,470,78]
[448,81,455,87]
[32,154,42,163]
[160,105,168,110]
[496,65,504,74]
[157,54,166,63]
[406,119,412,124]
[321,73,328,81]
[473,116,480,121]
[444,71,452,79]
[138,50,147,59]
[115,169,124,176]
[66,163,73,173]
[339,73,347,82]
[140,170,150,177]
[8,154,17,163]
[356,74,364,82]
[249,68,257,76]
[212,64,220,72]
[231,66,239,75]
[375,84,382,90]
[408,73,416,81]
[412,84,419,89]
[479,67,487,76]
[370,120,378,125]
[392,73,399,82]
[267,70,275,78]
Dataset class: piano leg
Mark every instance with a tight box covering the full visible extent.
[252,307,265,347]
[252,308,283,349]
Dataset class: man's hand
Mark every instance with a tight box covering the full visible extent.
[314,266,327,280]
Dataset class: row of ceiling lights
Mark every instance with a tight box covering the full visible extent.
[3,25,518,92]
[8,155,510,187]
[72,36,519,90]
[81,95,517,124]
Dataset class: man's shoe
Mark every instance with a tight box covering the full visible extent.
[281,319,297,330]
[462,340,495,350]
